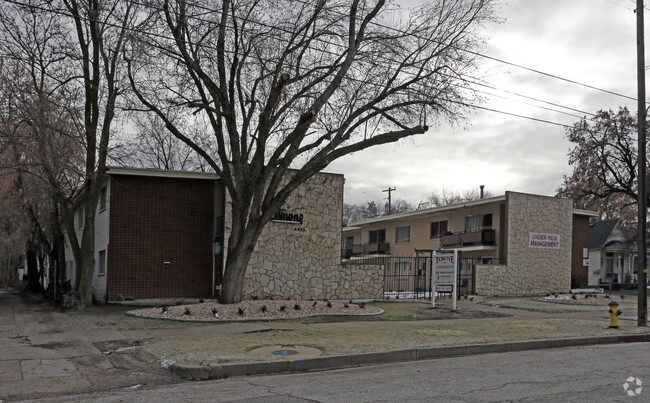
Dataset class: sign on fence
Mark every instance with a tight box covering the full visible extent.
[432,250,458,310]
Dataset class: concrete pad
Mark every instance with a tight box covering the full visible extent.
[0,360,22,381]
[0,373,93,401]
[21,359,77,379]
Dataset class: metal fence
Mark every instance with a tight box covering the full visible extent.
[345,254,504,299]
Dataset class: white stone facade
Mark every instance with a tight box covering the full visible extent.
[475,192,573,295]
[223,172,383,300]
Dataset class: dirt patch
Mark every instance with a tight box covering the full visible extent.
[127,300,382,322]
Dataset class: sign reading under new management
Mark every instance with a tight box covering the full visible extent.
[528,232,561,250]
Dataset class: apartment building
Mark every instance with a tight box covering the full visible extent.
[343,192,597,296]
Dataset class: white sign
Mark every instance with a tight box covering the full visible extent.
[528,232,561,249]
[432,250,458,310]
[434,254,455,285]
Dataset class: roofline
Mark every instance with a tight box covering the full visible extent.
[344,193,600,230]
[107,166,344,180]
[574,209,600,217]
[344,195,507,228]
[107,166,219,180]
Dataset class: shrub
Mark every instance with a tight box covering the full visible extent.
[211,307,218,315]
[280,305,287,311]
[344,303,349,308]
[184,307,191,315]
[260,305,268,314]
[238,307,245,316]
[161,306,168,313]
[326,300,332,308]
[294,303,302,311]
[359,302,366,309]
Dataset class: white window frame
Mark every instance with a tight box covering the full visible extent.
[99,186,107,212]
[395,226,410,243]
[395,261,410,279]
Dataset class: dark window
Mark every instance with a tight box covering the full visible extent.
[430,220,448,238]
[369,229,386,244]
[98,250,106,275]
[395,226,410,243]
[343,236,354,249]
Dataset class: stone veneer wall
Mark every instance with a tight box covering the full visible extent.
[475,192,573,296]
[222,172,383,300]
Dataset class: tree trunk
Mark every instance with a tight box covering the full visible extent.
[77,214,96,306]
[219,242,255,304]
[25,240,43,293]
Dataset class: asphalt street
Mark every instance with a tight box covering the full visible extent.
[32,342,650,402]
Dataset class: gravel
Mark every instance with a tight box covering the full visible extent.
[127,299,381,321]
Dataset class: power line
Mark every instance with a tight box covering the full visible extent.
[122,0,639,103]
[0,0,618,132]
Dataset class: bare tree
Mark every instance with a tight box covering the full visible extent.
[390,198,413,214]
[128,0,496,303]
[0,0,139,306]
[557,108,646,228]
[110,112,214,171]
[425,187,492,208]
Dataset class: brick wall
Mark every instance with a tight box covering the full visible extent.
[571,214,590,287]
[107,174,215,299]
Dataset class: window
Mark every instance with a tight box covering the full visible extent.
[430,220,448,238]
[465,213,492,232]
[98,250,106,275]
[369,229,386,244]
[395,226,410,243]
[343,236,354,249]
[395,261,410,279]
[99,186,107,212]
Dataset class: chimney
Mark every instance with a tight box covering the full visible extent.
[480,185,485,199]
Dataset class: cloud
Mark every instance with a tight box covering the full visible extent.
[333,0,640,207]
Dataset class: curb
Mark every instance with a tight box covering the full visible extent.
[170,333,650,380]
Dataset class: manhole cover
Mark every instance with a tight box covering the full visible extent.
[272,349,299,356]
[249,345,322,358]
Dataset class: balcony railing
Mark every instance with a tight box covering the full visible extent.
[341,242,391,258]
[440,229,496,248]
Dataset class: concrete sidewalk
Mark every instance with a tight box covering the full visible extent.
[0,291,180,402]
[2,290,649,401]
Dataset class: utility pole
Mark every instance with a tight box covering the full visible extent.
[382,186,396,215]
[636,0,647,326]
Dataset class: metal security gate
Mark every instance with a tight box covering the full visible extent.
[383,256,432,299]
[381,253,479,299]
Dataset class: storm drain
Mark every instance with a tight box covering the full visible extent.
[248,344,322,359]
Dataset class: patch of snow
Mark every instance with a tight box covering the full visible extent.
[160,356,176,369]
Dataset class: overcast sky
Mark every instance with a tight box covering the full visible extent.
[329,0,641,208]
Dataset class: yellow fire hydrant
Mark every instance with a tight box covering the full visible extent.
[608,300,622,328]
